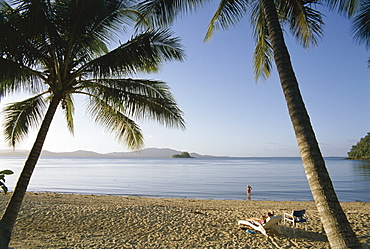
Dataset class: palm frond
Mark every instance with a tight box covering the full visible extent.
[61,93,75,135]
[137,0,209,28]
[53,0,128,63]
[351,0,370,48]
[3,94,47,147]
[82,78,185,129]
[277,0,324,48]
[0,58,46,99]
[82,29,185,78]
[325,0,362,17]
[250,0,273,80]
[205,0,249,41]
[0,0,53,69]
[253,36,273,80]
[87,96,144,150]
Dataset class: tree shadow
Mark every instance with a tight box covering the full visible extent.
[280,226,328,243]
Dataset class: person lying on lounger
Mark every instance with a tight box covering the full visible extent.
[238,212,283,237]
[246,212,275,224]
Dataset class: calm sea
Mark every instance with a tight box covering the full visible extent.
[1,157,369,202]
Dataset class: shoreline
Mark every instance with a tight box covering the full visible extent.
[1,192,369,248]
[7,190,370,203]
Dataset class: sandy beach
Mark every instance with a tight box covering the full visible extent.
[1,192,369,248]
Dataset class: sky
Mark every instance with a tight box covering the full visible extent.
[0,4,369,157]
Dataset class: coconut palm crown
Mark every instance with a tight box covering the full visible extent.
[0,0,185,247]
[137,0,327,80]
[0,0,185,148]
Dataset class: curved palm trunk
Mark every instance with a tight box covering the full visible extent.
[0,94,62,249]
[261,0,362,248]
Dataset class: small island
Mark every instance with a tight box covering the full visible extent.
[172,152,193,158]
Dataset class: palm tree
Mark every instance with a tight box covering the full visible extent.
[0,0,185,247]
[137,0,363,247]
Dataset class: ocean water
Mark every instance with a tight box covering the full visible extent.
[1,156,369,202]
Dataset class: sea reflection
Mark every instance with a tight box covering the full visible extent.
[351,159,370,182]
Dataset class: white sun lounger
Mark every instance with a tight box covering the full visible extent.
[238,215,283,237]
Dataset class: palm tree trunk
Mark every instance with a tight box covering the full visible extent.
[261,0,362,248]
[0,94,62,249]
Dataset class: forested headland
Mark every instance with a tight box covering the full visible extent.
[347,133,370,160]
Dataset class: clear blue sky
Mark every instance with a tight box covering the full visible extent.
[0,4,369,157]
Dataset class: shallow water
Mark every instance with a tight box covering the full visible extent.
[1,156,369,202]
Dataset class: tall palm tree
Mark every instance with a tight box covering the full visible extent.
[137,0,363,247]
[0,0,185,247]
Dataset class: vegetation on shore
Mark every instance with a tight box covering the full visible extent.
[347,133,370,160]
[0,170,13,194]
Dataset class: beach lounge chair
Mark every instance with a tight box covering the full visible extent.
[238,215,283,237]
[283,210,308,234]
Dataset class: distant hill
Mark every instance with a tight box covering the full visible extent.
[0,148,214,158]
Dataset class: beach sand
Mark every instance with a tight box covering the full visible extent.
[1,192,369,248]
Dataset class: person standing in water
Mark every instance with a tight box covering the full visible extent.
[246,185,252,198]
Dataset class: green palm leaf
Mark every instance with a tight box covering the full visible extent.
[0,58,46,98]
[351,1,369,48]
[0,1,52,97]
[82,78,185,129]
[62,94,75,135]
[83,29,185,77]
[137,0,209,28]
[0,1,51,66]
[326,0,362,17]
[205,0,248,41]
[250,0,273,80]
[3,94,47,147]
[87,96,144,150]
[278,0,324,48]
[53,0,124,62]
[0,170,13,175]
[253,35,273,80]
